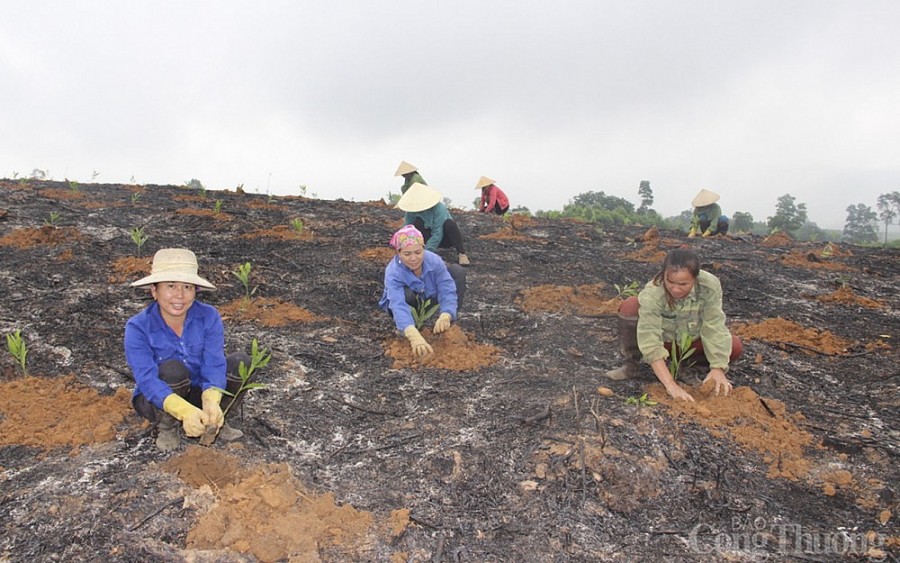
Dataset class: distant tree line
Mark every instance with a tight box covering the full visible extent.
[522,181,900,247]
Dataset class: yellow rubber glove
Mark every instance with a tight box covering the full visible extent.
[687,226,697,238]
[404,326,434,358]
[163,394,206,437]
[433,312,452,334]
[701,228,712,237]
[201,388,224,429]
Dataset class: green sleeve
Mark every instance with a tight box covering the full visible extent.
[697,272,732,370]
[636,284,669,364]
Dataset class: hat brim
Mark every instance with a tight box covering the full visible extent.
[130,273,216,290]
[396,183,442,212]
[691,189,720,207]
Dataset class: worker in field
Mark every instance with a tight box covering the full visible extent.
[379,225,466,358]
[476,176,510,215]
[396,182,470,266]
[688,189,729,237]
[604,248,743,402]
[395,160,427,195]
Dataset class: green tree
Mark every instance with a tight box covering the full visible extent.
[842,203,878,245]
[637,180,653,212]
[767,194,808,235]
[566,191,635,214]
[731,211,754,233]
[796,221,825,242]
[876,191,900,245]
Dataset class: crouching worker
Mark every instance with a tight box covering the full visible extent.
[378,225,466,358]
[476,176,510,215]
[397,182,471,266]
[688,189,730,237]
[125,248,250,452]
[604,249,742,402]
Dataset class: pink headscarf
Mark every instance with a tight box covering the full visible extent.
[390,225,425,250]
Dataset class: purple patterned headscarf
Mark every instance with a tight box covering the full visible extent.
[390,225,425,250]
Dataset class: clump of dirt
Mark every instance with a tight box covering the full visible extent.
[172,194,208,203]
[358,246,396,262]
[175,208,233,221]
[731,317,854,355]
[0,375,134,450]
[479,228,533,241]
[761,231,793,246]
[385,325,500,370]
[649,382,815,480]
[777,250,853,271]
[38,188,87,201]
[166,447,374,563]
[622,241,667,263]
[220,297,325,326]
[0,226,84,248]
[108,256,152,283]
[810,286,886,309]
[242,224,313,241]
[517,283,620,316]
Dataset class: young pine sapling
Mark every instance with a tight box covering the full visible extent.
[6,330,28,376]
[668,331,697,382]
[411,296,440,330]
[200,338,270,446]
[130,226,148,257]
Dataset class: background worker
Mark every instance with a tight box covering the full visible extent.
[688,189,730,237]
[476,176,510,215]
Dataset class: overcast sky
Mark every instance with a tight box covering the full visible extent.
[3,1,899,228]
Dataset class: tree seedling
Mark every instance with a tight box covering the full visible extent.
[669,332,697,382]
[200,338,270,446]
[411,296,440,330]
[6,330,28,376]
[614,281,640,298]
[290,218,304,235]
[233,262,256,300]
[130,226,148,257]
[130,192,141,205]
[214,199,223,215]
[44,211,61,227]
[625,393,657,407]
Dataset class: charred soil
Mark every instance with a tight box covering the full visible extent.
[0,179,898,562]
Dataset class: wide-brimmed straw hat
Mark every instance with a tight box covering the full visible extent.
[130,248,216,290]
[395,182,442,212]
[691,189,720,207]
[394,161,418,177]
[475,176,495,190]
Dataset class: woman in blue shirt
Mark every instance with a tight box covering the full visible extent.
[125,248,249,452]
[379,225,467,357]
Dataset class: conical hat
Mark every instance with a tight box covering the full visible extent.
[394,161,417,176]
[691,189,720,207]
[475,176,495,189]
[396,182,442,212]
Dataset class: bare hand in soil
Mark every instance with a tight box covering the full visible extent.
[198,424,220,446]
[666,385,695,402]
[703,369,733,396]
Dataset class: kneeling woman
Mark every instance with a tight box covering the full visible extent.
[379,225,466,358]
[605,248,742,402]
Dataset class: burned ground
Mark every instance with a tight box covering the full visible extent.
[0,179,898,562]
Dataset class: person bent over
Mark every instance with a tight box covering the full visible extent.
[378,225,466,358]
[396,182,470,266]
[476,176,510,215]
[688,189,730,237]
[604,248,742,402]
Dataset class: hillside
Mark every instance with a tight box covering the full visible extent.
[0,179,898,562]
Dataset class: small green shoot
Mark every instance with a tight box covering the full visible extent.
[130,192,141,205]
[668,332,697,381]
[220,338,270,418]
[130,226,148,257]
[214,199,223,214]
[6,330,28,376]
[67,179,79,193]
[290,218,304,234]
[298,184,308,197]
[625,393,657,407]
[185,178,205,197]
[411,296,440,330]
[44,211,61,227]
[233,262,256,300]
[614,281,640,298]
